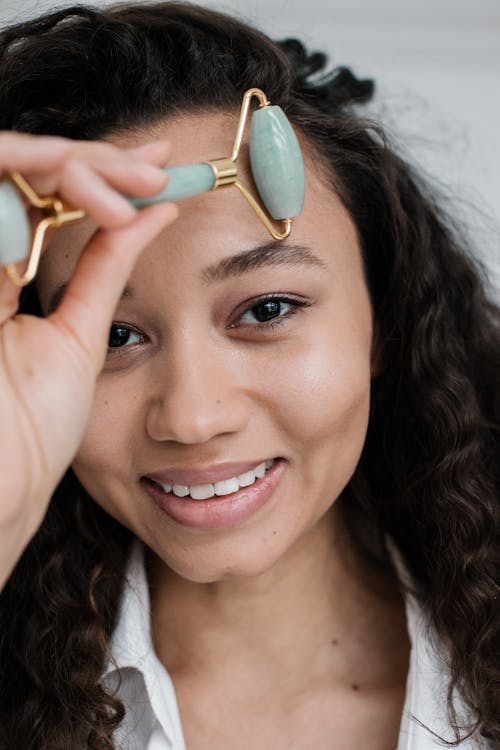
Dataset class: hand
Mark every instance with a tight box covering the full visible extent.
[0,132,178,589]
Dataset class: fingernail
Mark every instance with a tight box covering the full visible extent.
[0,181,31,265]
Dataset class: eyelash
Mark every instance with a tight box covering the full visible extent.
[107,324,144,351]
[228,294,310,331]
[107,295,310,351]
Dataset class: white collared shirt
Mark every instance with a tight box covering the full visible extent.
[102,539,490,750]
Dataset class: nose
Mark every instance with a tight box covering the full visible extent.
[145,332,250,445]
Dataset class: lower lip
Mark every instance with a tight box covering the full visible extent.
[142,459,286,530]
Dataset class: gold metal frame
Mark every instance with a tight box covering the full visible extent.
[5,172,85,287]
[5,87,291,287]
[207,87,291,241]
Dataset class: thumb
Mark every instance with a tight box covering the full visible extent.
[51,201,178,372]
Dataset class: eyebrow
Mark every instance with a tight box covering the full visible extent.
[201,242,327,283]
[47,242,326,314]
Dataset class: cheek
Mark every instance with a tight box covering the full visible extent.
[273,343,370,469]
[71,382,141,512]
[253,313,372,462]
[252,331,371,548]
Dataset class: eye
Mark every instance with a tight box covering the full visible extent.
[108,324,144,349]
[230,295,310,330]
[239,298,292,325]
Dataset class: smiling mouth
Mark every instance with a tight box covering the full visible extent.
[146,458,277,500]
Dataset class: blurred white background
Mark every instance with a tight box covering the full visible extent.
[1,0,499,295]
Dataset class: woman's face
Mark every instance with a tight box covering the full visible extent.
[37,112,375,583]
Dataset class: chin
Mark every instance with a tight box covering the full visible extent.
[149,532,291,584]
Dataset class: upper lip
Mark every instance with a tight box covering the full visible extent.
[144,459,276,487]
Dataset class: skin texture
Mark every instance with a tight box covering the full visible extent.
[36,113,410,749]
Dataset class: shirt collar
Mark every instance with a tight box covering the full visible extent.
[104,538,185,748]
[105,536,482,750]
[387,537,481,749]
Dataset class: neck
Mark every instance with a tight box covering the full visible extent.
[147,508,409,694]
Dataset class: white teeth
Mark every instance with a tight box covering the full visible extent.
[214,477,240,496]
[190,483,215,500]
[159,459,276,499]
[237,470,257,487]
[254,461,266,479]
[172,484,189,497]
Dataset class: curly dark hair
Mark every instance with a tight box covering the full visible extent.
[0,3,498,749]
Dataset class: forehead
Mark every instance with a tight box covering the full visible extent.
[113,110,245,166]
[39,111,363,294]
[111,110,357,250]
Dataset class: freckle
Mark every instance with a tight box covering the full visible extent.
[351,684,359,691]
[104,400,108,405]
[64,253,69,260]
[331,639,338,646]
[216,399,221,405]
[272,530,277,535]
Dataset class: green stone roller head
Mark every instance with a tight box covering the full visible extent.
[1,88,305,286]
[0,180,32,266]
[131,103,305,221]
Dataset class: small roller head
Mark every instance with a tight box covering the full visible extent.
[249,105,305,220]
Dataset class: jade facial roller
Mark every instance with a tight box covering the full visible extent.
[0,88,305,287]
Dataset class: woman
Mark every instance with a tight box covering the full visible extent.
[0,3,498,749]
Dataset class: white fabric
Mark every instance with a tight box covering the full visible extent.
[102,538,489,750]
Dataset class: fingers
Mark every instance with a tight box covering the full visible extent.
[126,140,173,165]
[0,132,71,176]
[57,139,172,202]
[50,201,179,372]
[0,131,172,231]
[55,159,138,228]
[0,132,175,326]
[52,140,173,229]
